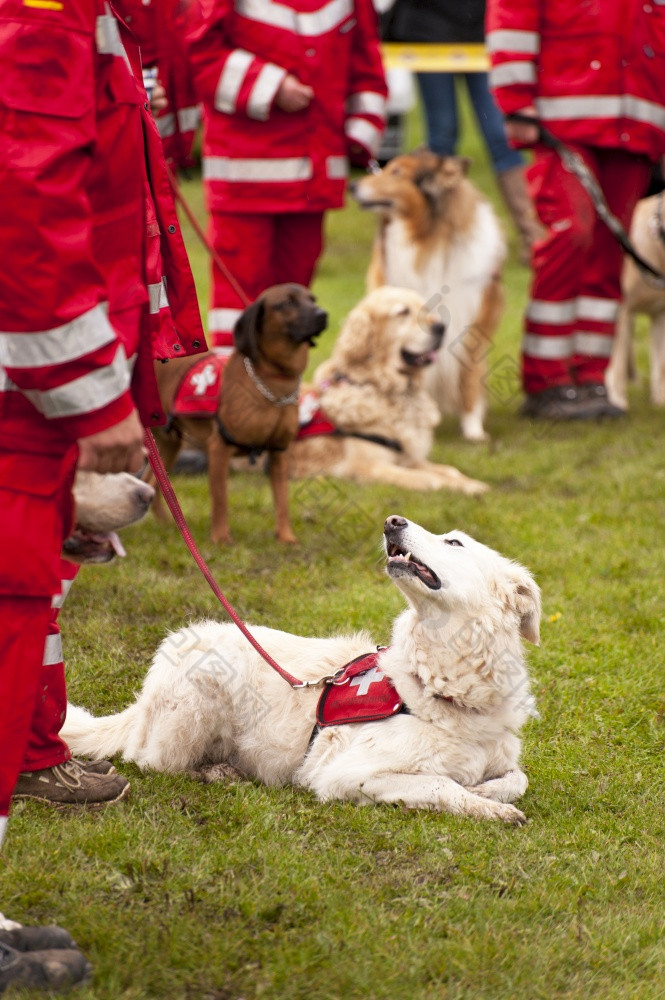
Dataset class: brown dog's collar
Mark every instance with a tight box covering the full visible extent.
[244,356,300,406]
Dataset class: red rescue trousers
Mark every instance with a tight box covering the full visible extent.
[0,445,77,821]
[207,211,324,353]
[21,560,80,771]
[523,146,651,395]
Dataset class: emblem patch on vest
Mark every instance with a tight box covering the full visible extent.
[172,354,227,418]
[315,651,403,727]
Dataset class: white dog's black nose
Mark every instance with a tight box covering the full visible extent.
[385,515,407,533]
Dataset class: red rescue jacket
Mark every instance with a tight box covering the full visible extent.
[186,0,388,214]
[486,0,665,160]
[0,0,205,451]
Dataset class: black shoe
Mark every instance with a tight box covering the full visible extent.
[577,382,626,418]
[521,384,625,421]
[172,448,208,475]
[0,939,91,994]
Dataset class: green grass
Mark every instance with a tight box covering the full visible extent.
[4,100,665,999]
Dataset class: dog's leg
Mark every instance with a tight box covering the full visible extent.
[649,312,665,406]
[457,276,504,441]
[208,431,234,545]
[351,773,526,825]
[353,458,489,495]
[366,234,386,291]
[605,302,633,411]
[466,768,528,804]
[150,429,183,522]
[268,450,297,544]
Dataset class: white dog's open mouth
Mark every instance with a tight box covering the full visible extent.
[386,543,441,590]
[62,530,127,564]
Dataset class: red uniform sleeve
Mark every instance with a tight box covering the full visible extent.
[0,5,135,441]
[344,0,388,165]
[186,0,287,122]
[485,0,540,116]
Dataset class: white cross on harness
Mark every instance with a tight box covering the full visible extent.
[191,363,217,396]
[350,666,384,696]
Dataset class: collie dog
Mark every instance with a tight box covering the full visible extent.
[62,516,540,824]
[351,150,506,441]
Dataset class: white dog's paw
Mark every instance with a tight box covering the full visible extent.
[493,802,527,826]
[461,477,490,497]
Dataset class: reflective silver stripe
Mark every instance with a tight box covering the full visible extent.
[522,334,572,359]
[43,633,63,666]
[178,105,201,133]
[526,299,576,325]
[326,155,348,179]
[345,117,381,154]
[537,94,665,130]
[215,49,254,114]
[96,4,129,64]
[486,29,540,54]
[576,296,618,323]
[248,64,286,121]
[51,578,74,610]
[23,345,131,420]
[209,307,243,331]
[623,95,665,131]
[0,370,17,392]
[237,0,352,36]
[0,304,116,370]
[574,331,614,357]
[203,155,312,182]
[490,61,536,89]
[157,113,176,139]
[346,91,387,117]
[537,95,621,121]
[0,817,7,848]
[148,278,169,315]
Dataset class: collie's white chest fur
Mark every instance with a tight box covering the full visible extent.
[381,201,505,420]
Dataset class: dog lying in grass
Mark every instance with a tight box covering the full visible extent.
[62,516,540,824]
[290,287,489,495]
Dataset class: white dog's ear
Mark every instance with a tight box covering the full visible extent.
[513,577,541,646]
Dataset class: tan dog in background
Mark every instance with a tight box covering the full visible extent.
[351,150,506,441]
[63,471,155,564]
[605,193,665,411]
[290,287,488,495]
[153,284,327,544]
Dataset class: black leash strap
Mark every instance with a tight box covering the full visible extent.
[507,112,665,289]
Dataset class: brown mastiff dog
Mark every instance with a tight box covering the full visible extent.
[153,284,328,544]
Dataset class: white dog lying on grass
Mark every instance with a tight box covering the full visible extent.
[63,516,541,824]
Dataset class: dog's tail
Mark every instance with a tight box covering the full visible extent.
[62,703,141,764]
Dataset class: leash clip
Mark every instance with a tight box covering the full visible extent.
[366,158,381,175]
[293,667,350,689]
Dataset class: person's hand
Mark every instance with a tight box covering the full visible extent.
[77,410,147,475]
[505,106,540,146]
[275,74,313,113]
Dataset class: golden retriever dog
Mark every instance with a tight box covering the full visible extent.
[62,471,155,564]
[289,287,488,495]
[351,150,506,441]
[62,515,540,824]
[605,193,665,411]
[153,284,327,544]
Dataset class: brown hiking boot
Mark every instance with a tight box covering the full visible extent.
[71,756,116,775]
[13,759,129,806]
[0,940,91,993]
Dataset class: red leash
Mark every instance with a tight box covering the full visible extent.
[166,164,252,308]
[145,430,307,688]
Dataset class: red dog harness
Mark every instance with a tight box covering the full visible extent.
[171,354,227,418]
[308,650,407,750]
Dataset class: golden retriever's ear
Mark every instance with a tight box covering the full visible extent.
[333,304,375,368]
[233,298,264,363]
[514,578,541,646]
